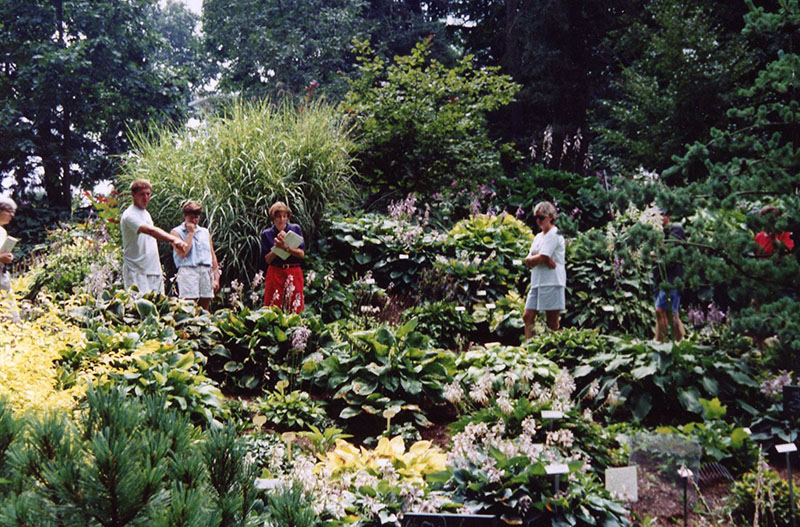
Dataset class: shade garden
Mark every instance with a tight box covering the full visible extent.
[3,27,800,522]
[0,173,796,527]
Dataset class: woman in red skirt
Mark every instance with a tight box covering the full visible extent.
[260,201,305,312]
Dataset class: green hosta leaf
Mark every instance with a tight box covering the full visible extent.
[224,361,244,372]
[632,392,652,421]
[209,345,231,358]
[242,376,259,390]
[352,380,378,396]
[273,327,288,342]
[400,377,422,395]
[134,298,157,318]
[174,352,195,370]
[678,388,702,414]
[701,377,720,397]
[395,317,419,339]
[631,364,657,380]
[340,406,361,419]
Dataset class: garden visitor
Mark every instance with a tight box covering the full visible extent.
[754,205,794,258]
[523,201,566,337]
[0,196,20,322]
[260,201,305,312]
[121,179,188,294]
[171,200,220,310]
[654,208,686,342]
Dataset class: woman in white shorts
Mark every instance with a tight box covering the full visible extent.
[172,201,219,310]
[523,201,566,337]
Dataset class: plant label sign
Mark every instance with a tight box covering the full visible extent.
[545,463,570,475]
[783,386,800,423]
[477,290,487,296]
[605,466,638,502]
[402,513,497,527]
[513,259,522,266]
[776,443,797,453]
[485,303,496,309]
[455,306,466,312]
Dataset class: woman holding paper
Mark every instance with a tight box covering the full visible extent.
[260,201,305,312]
[0,197,20,322]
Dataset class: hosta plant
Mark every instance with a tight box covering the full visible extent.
[305,436,449,526]
[101,340,226,426]
[209,306,327,393]
[573,337,760,424]
[442,421,629,527]
[302,318,456,430]
[251,380,330,432]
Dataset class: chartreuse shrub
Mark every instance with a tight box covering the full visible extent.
[302,318,455,432]
[121,99,357,285]
[0,387,261,527]
[0,304,86,413]
[437,213,533,303]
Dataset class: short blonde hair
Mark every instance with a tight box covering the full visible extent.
[0,196,17,212]
[534,201,557,220]
[130,179,152,194]
[269,201,291,219]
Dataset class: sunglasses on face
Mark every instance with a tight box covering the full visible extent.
[534,215,547,221]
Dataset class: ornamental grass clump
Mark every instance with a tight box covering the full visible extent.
[120,99,357,285]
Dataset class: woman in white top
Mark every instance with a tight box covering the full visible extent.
[523,201,566,337]
[0,196,19,322]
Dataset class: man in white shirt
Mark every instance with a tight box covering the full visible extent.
[120,179,187,294]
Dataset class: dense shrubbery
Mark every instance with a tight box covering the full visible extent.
[342,38,519,202]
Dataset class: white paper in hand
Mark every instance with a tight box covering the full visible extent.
[0,235,18,254]
[271,230,303,260]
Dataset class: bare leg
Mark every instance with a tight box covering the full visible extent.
[523,309,538,340]
[655,308,669,342]
[671,312,685,342]
[198,297,211,311]
[545,310,561,331]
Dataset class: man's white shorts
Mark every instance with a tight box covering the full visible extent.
[176,266,213,299]
[123,265,164,295]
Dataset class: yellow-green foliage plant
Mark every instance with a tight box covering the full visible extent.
[0,302,86,413]
[119,99,357,285]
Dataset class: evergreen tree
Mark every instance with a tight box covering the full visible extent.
[609,0,800,362]
[592,0,753,178]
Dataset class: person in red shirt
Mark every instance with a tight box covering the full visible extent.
[755,206,795,257]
